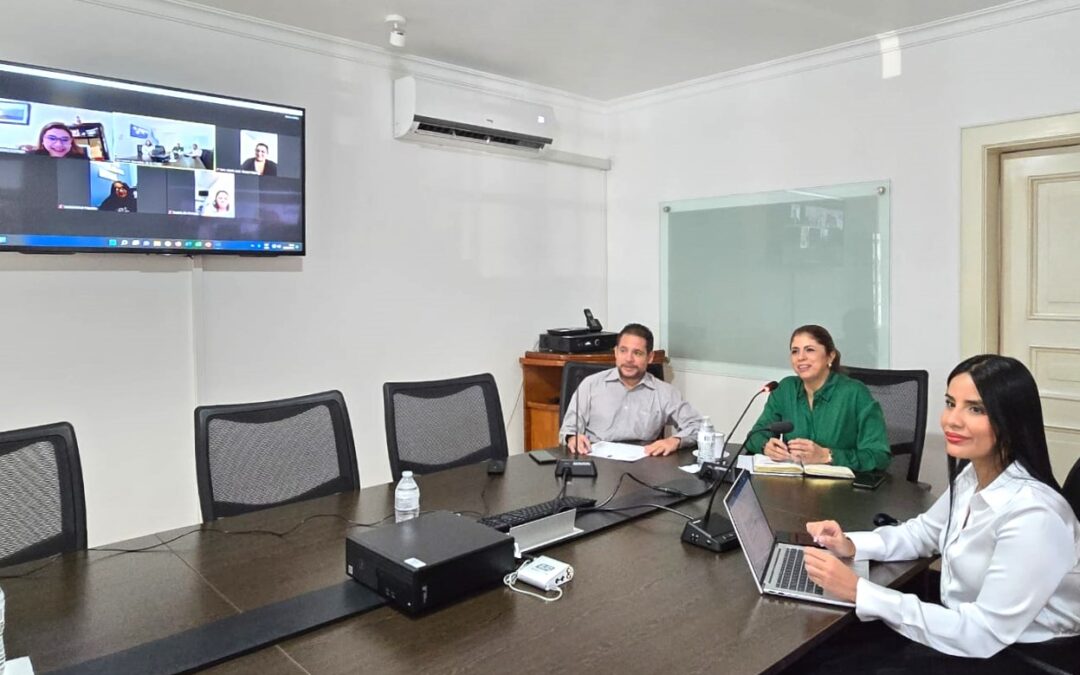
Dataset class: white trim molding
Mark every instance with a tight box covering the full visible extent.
[607,0,1080,113]
[76,0,608,114]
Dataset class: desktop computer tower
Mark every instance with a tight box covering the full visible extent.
[346,510,516,614]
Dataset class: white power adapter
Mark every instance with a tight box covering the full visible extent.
[515,556,573,591]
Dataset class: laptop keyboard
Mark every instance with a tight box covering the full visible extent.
[777,547,824,596]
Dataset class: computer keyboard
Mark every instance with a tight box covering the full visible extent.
[777,547,824,595]
[477,496,596,533]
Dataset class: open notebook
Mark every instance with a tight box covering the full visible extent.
[751,455,854,479]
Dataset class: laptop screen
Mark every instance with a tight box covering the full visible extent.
[725,471,775,583]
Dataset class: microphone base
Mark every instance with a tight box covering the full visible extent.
[698,460,737,483]
[554,458,597,478]
[681,515,740,552]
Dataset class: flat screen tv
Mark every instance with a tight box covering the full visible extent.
[0,60,305,255]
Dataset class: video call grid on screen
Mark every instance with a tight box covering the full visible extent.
[0,60,306,255]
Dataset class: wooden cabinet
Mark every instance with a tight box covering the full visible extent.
[519,350,667,450]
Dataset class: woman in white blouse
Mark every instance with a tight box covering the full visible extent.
[799,354,1080,672]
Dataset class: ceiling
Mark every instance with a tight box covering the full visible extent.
[186,0,1016,101]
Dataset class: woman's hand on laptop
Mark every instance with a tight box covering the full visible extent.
[805,520,856,558]
[803,548,859,603]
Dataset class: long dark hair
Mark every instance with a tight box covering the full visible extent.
[945,354,1058,491]
[940,355,1059,562]
[790,324,842,372]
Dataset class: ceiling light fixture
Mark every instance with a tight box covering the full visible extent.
[385,14,407,48]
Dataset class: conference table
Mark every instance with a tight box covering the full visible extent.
[1,450,939,674]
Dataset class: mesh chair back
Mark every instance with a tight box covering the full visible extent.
[195,390,358,522]
[1063,457,1080,520]
[558,362,665,424]
[845,367,929,483]
[0,422,86,567]
[383,373,508,481]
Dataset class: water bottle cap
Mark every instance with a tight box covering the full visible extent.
[402,470,413,478]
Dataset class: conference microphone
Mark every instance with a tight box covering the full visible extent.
[681,420,793,552]
[558,373,597,479]
[701,381,779,481]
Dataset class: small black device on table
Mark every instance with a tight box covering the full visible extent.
[529,449,559,464]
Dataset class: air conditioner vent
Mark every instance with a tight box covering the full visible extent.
[414,117,550,150]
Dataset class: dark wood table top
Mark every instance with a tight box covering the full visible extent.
[2,451,938,674]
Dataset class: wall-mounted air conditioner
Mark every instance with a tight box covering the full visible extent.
[393,76,556,154]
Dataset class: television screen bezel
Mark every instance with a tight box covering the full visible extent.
[0,58,307,257]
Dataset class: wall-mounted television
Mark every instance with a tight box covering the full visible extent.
[0,60,305,255]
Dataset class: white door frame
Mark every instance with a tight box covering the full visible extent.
[960,112,1080,355]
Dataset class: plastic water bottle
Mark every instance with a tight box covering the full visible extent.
[697,416,716,465]
[394,471,420,523]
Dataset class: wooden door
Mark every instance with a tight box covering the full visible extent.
[1001,146,1080,480]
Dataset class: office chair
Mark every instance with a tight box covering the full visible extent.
[845,367,929,484]
[1063,456,1080,520]
[0,421,87,567]
[194,390,358,522]
[558,361,665,424]
[1001,458,1080,673]
[383,373,508,481]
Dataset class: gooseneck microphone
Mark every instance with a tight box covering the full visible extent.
[720,381,778,459]
[700,381,778,480]
[681,420,793,552]
[556,372,597,479]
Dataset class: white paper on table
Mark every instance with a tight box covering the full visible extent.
[5,657,36,674]
[588,441,648,462]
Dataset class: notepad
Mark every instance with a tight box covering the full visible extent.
[751,455,854,479]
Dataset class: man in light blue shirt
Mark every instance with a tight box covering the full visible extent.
[560,323,702,456]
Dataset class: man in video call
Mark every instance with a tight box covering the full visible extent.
[241,142,277,176]
[560,323,702,457]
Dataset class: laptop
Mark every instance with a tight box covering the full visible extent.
[724,470,869,607]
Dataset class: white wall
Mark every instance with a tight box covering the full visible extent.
[606,6,1080,460]
[0,0,608,545]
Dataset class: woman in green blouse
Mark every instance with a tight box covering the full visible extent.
[744,324,890,472]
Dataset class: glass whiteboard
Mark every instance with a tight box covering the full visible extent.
[660,181,890,380]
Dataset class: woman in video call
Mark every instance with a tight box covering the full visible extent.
[98,181,137,213]
[240,142,277,176]
[29,122,86,159]
[201,190,232,217]
[743,324,890,471]
[795,355,1080,673]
